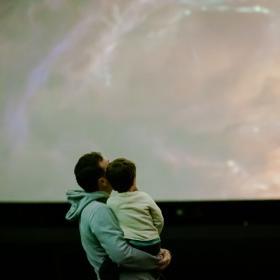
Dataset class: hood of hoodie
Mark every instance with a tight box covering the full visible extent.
[65,190,109,221]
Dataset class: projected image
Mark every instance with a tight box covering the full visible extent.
[1,0,280,201]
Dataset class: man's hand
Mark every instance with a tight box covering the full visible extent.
[157,248,172,270]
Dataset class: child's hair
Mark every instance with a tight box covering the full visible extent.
[74,152,105,192]
[106,158,136,192]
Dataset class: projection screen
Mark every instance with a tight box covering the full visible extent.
[1,0,280,202]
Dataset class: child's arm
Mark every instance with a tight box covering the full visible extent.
[150,201,164,234]
[145,193,164,234]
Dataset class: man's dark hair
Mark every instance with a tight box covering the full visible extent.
[106,158,136,193]
[74,152,105,192]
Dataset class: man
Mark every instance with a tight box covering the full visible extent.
[65,152,171,280]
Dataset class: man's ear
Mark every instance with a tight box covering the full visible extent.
[98,177,112,193]
[98,177,106,186]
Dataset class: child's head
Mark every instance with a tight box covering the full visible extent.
[106,158,136,193]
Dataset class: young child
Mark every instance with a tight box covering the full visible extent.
[106,157,164,257]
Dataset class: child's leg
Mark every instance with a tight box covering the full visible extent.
[128,241,161,279]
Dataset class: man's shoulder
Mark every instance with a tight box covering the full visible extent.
[83,200,111,217]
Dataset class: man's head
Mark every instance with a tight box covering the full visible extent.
[106,158,136,193]
[74,152,111,193]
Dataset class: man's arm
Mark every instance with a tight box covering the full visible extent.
[92,205,158,271]
[158,249,172,270]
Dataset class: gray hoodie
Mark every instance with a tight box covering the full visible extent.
[66,190,159,280]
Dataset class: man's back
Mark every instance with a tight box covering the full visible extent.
[81,200,160,279]
[66,190,159,280]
